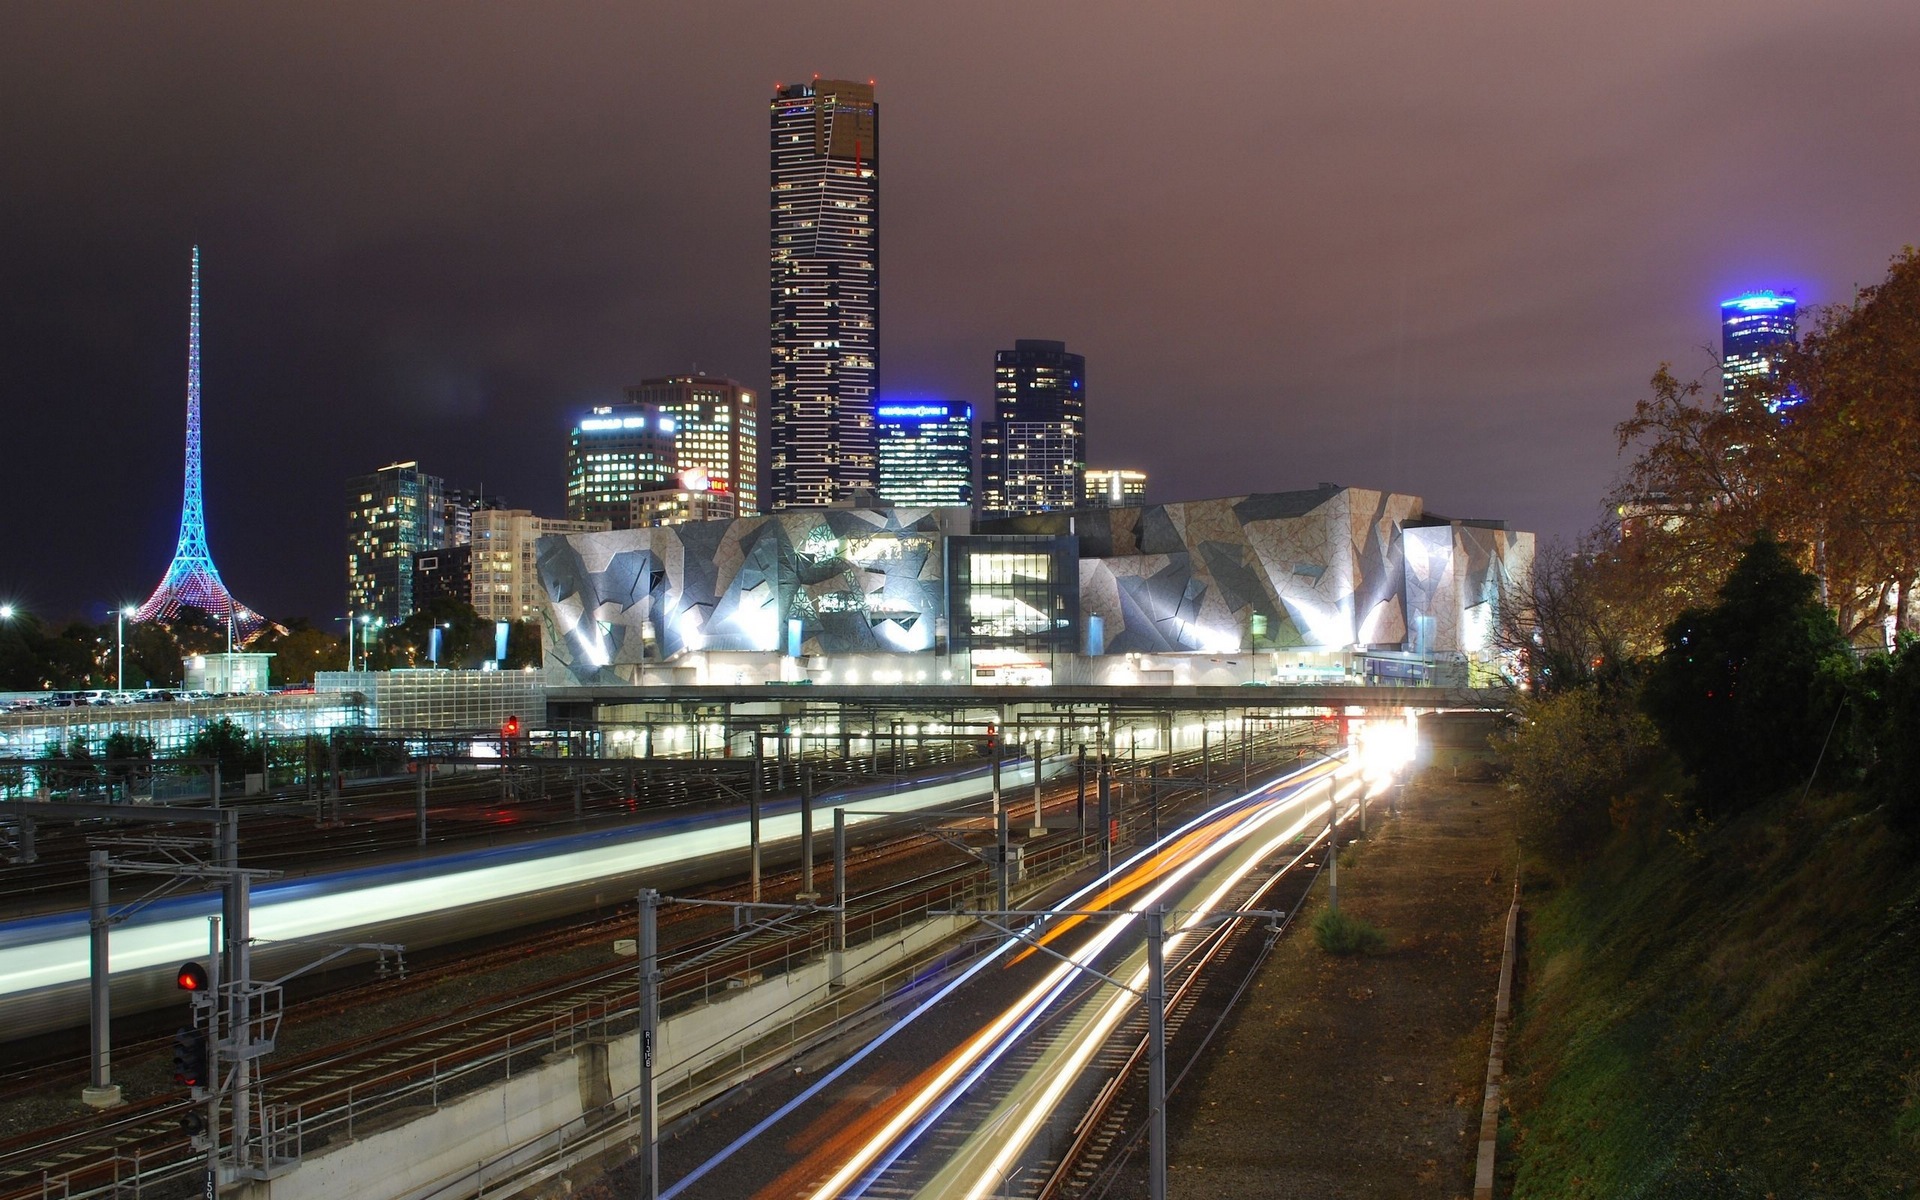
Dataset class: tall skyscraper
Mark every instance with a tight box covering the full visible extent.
[134,247,264,638]
[566,406,678,529]
[769,78,879,510]
[876,401,973,509]
[1721,291,1798,409]
[347,461,446,622]
[979,339,1086,517]
[624,375,760,515]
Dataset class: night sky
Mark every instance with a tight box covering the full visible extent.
[4,2,1917,624]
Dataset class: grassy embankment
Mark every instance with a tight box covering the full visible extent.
[1505,777,1920,1197]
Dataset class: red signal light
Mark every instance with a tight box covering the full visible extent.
[176,962,209,992]
[502,716,521,738]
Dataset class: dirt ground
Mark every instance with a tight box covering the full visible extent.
[1161,775,1516,1200]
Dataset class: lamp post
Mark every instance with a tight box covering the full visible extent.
[115,605,136,693]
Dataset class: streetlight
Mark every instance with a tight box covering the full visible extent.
[115,605,136,693]
[0,604,15,621]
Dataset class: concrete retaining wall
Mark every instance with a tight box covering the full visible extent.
[237,914,969,1200]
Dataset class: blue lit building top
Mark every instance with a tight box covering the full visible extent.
[1720,290,1798,410]
[876,399,973,509]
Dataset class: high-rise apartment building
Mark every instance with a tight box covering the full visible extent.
[347,461,446,622]
[876,401,973,509]
[566,407,678,529]
[1082,468,1147,509]
[769,78,880,510]
[979,339,1086,517]
[471,509,610,623]
[441,486,504,548]
[624,375,760,515]
[1721,291,1798,409]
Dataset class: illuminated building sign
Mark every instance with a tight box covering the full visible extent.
[579,415,676,433]
[876,402,969,422]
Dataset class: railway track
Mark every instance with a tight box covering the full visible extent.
[0,738,1318,1200]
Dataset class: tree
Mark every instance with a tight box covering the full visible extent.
[252,619,346,685]
[1499,686,1657,865]
[1494,539,1640,693]
[183,718,258,781]
[1641,534,1853,814]
[1847,639,1920,834]
[386,598,490,669]
[1776,246,1920,639]
[505,620,542,670]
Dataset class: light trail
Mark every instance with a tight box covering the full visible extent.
[0,757,1068,1004]
[663,755,1337,1200]
[760,759,1358,1200]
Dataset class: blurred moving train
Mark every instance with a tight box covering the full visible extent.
[0,753,1071,1040]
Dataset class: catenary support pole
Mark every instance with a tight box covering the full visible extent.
[1327,778,1339,912]
[996,805,1011,917]
[831,808,847,987]
[1097,760,1113,878]
[85,850,116,1104]
[1075,744,1088,839]
[750,734,764,903]
[636,889,660,1200]
[798,764,816,900]
[415,757,428,847]
[1147,904,1168,1200]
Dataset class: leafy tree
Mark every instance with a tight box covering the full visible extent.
[169,606,232,655]
[1776,246,1920,638]
[253,618,346,685]
[124,620,185,688]
[1499,687,1657,864]
[1848,639,1920,834]
[505,620,542,670]
[103,731,156,791]
[183,718,258,781]
[386,598,491,669]
[1641,535,1853,815]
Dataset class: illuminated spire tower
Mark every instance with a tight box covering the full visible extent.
[134,247,263,638]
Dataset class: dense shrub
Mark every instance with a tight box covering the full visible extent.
[1312,907,1388,955]
[1499,687,1657,863]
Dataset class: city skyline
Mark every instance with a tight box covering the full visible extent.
[3,4,1916,621]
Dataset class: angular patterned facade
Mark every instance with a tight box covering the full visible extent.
[536,486,1531,686]
[540,507,964,682]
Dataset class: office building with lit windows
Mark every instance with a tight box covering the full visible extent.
[876,401,973,509]
[624,375,759,516]
[979,339,1086,517]
[472,509,608,623]
[565,407,678,530]
[1721,291,1798,409]
[1083,468,1147,509]
[347,461,446,622]
[769,78,880,510]
[631,475,741,528]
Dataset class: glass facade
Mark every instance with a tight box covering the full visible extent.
[347,461,446,621]
[566,407,678,530]
[980,340,1086,517]
[946,534,1078,680]
[624,376,759,516]
[1721,292,1798,410]
[876,401,973,508]
[769,80,880,510]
